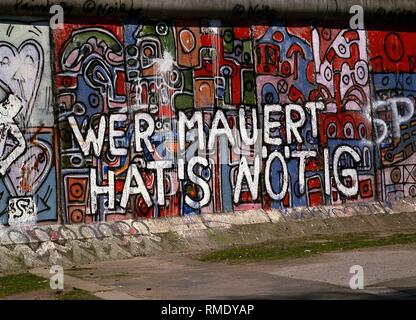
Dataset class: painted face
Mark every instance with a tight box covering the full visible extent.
[0,94,22,119]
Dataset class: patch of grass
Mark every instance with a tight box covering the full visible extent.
[199,232,416,263]
[58,288,102,300]
[0,273,49,298]
[0,273,102,300]
[109,273,131,279]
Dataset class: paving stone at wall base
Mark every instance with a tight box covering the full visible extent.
[386,199,416,215]
[201,210,271,229]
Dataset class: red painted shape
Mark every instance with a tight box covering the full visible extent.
[368,31,416,72]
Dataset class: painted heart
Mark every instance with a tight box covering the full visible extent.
[3,136,52,197]
[0,40,43,128]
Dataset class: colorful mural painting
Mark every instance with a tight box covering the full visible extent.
[368,30,416,203]
[0,19,57,226]
[0,17,415,225]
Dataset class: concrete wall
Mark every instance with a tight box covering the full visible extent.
[0,13,415,227]
[3,0,416,20]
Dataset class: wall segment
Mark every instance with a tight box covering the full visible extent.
[0,15,414,226]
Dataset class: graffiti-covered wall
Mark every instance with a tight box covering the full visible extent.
[0,17,414,225]
[0,19,57,225]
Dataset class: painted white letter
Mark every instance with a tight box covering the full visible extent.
[185,157,211,209]
[285,104,305,144]
[305,102,324,138]
[233,156,261,203]
[109,113,128,156]
[333,146,361,197]
[208,110,235,151]
[147,161,172,206]
[234,156,260,203]
[324,148,331,195]
[264,104,282,145]
[69,115,106,156]
[265,151,288,201]
[120,164,152,208]
[90,168,115,214]
[134,113,155,152]
[178,111,205,153]
[291,150,317,194]
[239,107,258,145]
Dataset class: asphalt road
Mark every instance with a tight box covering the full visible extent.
[31,243,416,299]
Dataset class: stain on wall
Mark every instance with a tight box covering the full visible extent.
[0,18,414,225]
